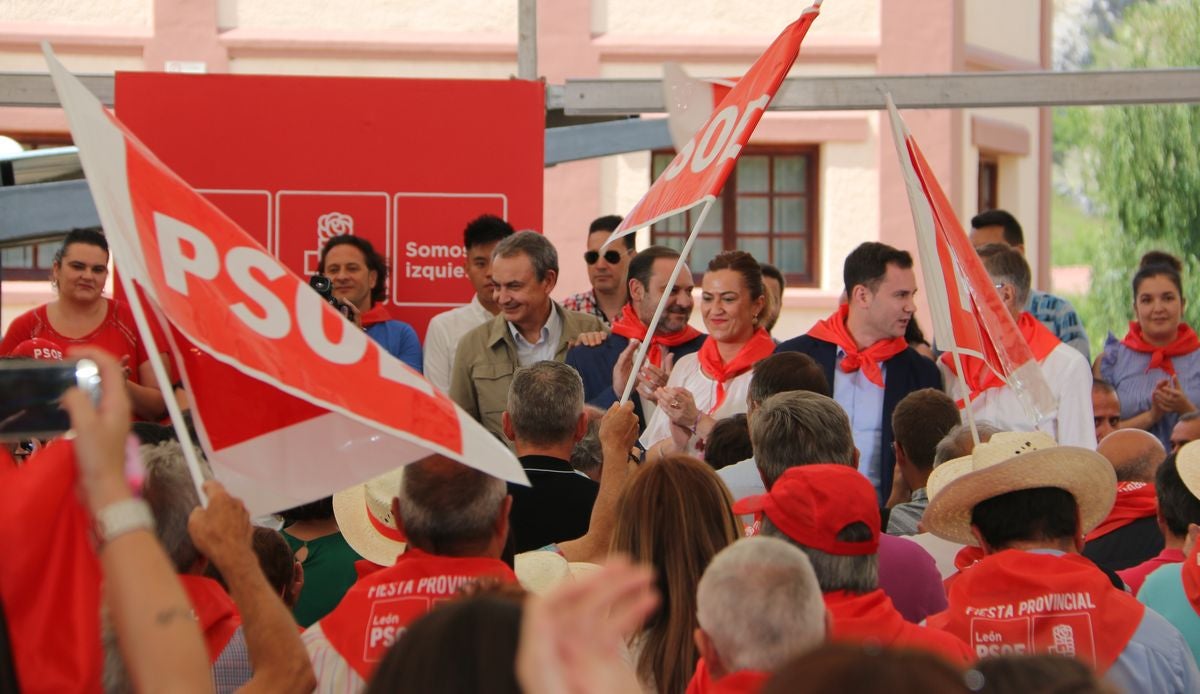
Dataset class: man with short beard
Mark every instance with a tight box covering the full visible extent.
[566,246,706,428]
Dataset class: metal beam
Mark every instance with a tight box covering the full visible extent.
[545,118,670,165]
[0,72,114,107]
[5,68,1200,113]
[517,0,537,81]
[553,68,1200,115]
[0,179,98,245]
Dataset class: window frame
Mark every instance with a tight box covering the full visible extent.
[648,145,820,288]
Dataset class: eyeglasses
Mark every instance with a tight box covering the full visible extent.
[585,249,624,265]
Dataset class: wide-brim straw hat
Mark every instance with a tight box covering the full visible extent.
[333,467,408,567]
[922,431,1117,546]
[1177,440,1200,500]
[514,551,603,595]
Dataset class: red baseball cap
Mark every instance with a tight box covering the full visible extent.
[8,338,65,361]
[732,464,880,556]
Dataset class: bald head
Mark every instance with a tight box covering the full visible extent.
[1097,429,1167,483]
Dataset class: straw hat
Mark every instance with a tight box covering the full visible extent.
[922,431,1117,546]
[1178,440,1200,500]
[332,467,408,567]
[925,454,972,501]
[514,551,603,595]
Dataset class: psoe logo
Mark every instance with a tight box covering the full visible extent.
[1048,624,1076,657]
[304,211,355,274]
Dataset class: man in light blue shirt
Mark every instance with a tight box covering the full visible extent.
[970,209,1090,361]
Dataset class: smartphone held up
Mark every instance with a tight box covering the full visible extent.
[0,358,102,442]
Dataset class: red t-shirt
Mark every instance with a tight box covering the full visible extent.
[0,300,153,383]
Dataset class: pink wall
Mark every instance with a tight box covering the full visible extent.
[538,0,603,299]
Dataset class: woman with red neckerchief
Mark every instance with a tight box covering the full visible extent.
[642,251,775,459]
[1097,252,1200,450]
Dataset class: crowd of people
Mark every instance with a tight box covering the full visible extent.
[3,206,1200,693]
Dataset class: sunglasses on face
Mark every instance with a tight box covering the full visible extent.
[585,249,624,265]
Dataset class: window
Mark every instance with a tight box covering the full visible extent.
[0,240,61,281]
[977,155,998,214]
[649,147,819,286]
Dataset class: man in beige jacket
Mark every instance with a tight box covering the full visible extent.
[451,230,604,444]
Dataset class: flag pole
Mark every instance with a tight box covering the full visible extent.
[948,348,982,446]
[619,198,716,405]
[120,278,210,506]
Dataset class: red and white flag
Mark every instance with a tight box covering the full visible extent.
[885,95,1054,423]
[45,46,527,515]
[661,63,736,153]
[607,2,822,242]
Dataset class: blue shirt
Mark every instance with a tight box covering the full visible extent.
[1138,563,1200,668]
[833,349,885,492]
[1099,334,1200,449]
[366,320,423,373]
[1027,289,1090,362]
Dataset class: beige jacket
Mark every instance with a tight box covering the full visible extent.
[450,302,604,444]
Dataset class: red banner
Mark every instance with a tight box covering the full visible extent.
[47,47,527,515]
[114,73,543,339]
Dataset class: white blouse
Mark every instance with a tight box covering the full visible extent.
[640,352,753,450]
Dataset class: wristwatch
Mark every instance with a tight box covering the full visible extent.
[94,498,156,546]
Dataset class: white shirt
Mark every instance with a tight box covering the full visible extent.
[833,350,887,492]
[718,456,765,502]
[509,302,563,367]
[423,296,494,392]
[907,533,965,580]
[640,352,753,450]
[940,342,1095,449]
[302,623,365,694]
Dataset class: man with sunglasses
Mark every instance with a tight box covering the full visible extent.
[563,215,636,327]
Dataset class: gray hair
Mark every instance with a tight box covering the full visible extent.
[977,243,1031,307]
[397,456,508,550]
[493,230,558,281]
[507,361,584,446]
[760,516,878,594]
[696,537,826,673]
[933,422,1001,467]
[569,417,603,476]
[751,391,855,486]
[141,441,208,572]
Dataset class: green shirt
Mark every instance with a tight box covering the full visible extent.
[282,530,362,628]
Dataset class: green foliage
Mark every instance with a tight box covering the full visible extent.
[1065,0,1200,354]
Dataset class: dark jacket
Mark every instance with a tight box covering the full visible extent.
[774,334,942,504]
[565,332,707,428]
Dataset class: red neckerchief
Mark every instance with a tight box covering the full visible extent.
[940,312,1060,401]
[807,305,907,388]
[609,304,703,368]
[318,548,516,680]
[927,550,1145,672]
[944,546,986,593]
[685,659,770,694]
[1120,321,1200,377]
[178,574,242,664]
[696,328,776,413]
[1181,541,1200,618]
[824,589,973,664]
[359,304,392,328]
[1086,482,1158,542]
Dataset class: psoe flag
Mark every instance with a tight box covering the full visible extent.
[885,95,1055,423]
[606,1,823,242]
[44,45,527,516]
